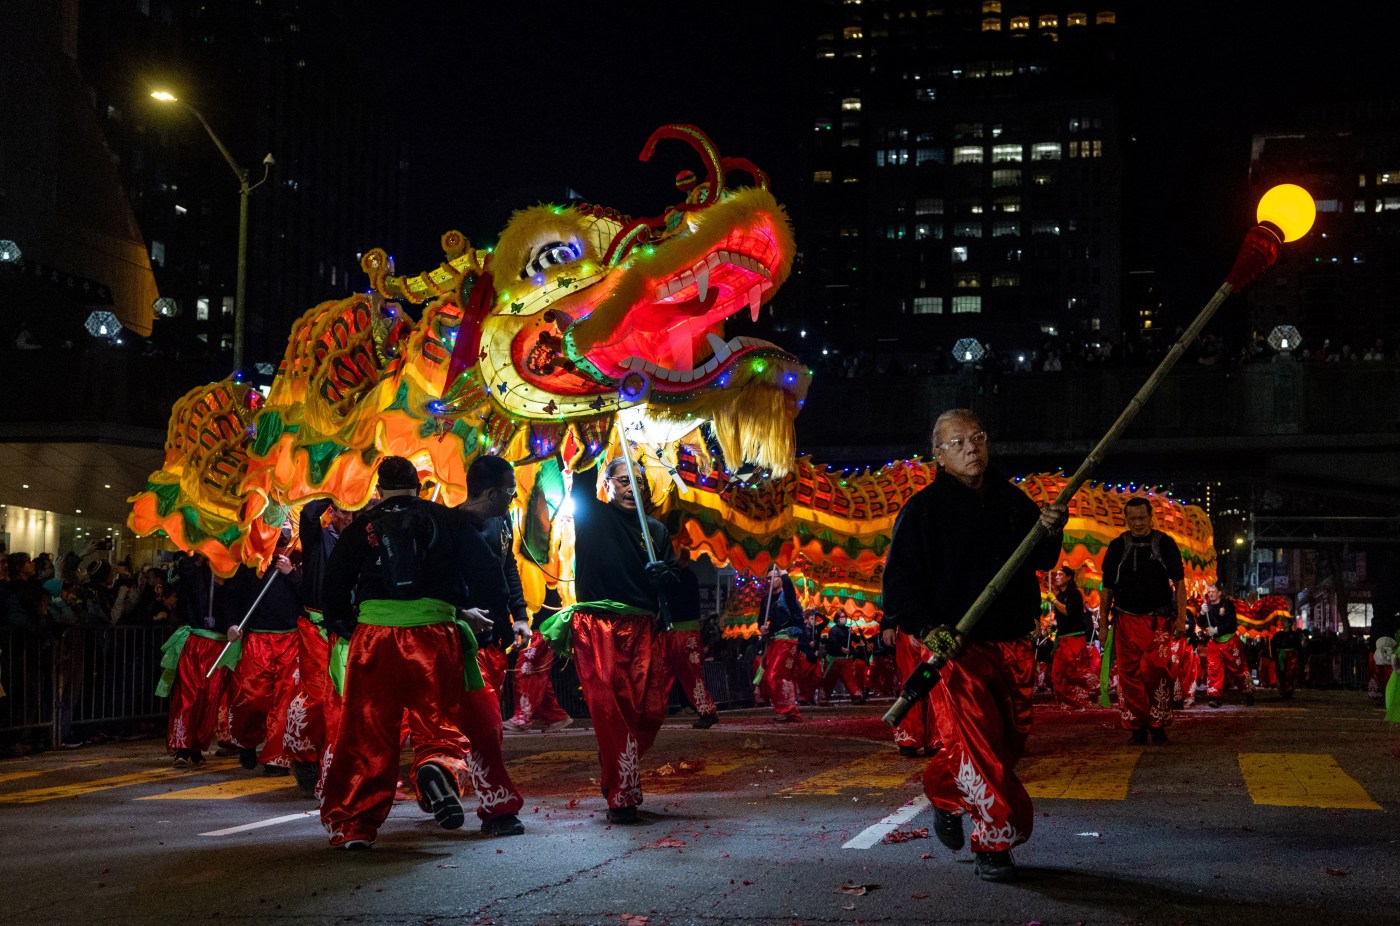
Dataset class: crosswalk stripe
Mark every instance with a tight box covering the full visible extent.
[201,811,319,836]
[1238,753,1381,810]
[778,751,915,796]
[1022,749,1141,800]
[843,794,931,849]
[0,767,187,804]
[137,777,299,800]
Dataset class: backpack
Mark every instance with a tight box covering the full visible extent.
[366,500,438,599]
[1112,529,1167,587]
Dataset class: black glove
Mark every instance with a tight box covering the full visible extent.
[645,562,677,630]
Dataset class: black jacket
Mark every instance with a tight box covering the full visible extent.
[321,496,504,638]
[882,465,1061,643]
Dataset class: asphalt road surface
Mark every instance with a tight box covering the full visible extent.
[1,689,1396,926]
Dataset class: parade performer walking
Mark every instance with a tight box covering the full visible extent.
[568,457,680,824]
[820,612,863,704]
[1099,497,1187,744]
[505,626,574,733]
[155,555,230,767]
[759,564,805,721]
[882,409,1066,883]
[319,456,524,849]
[1200,582,1255,707]
[661,552,720,728]
[280,498,351,794]
[457,454,531,693]
[1048,565,1096,709]
[223,529,302,775]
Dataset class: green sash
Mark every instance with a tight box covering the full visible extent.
[669,619,701,632]
[538,600,651,659]
[1385,669,1400,724]
[354,598,484,692]
[1213,632,1236,644]
[155,626,229,698]
[1098,625,1115,708]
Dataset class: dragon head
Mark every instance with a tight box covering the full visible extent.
[466,125,808,476]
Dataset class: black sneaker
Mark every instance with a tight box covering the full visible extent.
[1129,728,1148,745]
[898,746,921,758]
[481,814,525,837]
[693,714,719,729]
[337,839,372,851]
[415,763,466,830]
[238,748,258,770]
[1149,727,1168,745]
[173,749,195,768]
[606,805,641,825]
[292,761,319,795]
[1170,699,1185,710]
[1208,699,1222,708]
[933,808,965,851]
[974,850,1016,883]
[262,763,290,777]
[1244,693,1255,706]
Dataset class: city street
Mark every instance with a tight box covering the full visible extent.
[1,691,1395,926]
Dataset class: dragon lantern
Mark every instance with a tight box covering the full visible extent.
[129,125,808,593]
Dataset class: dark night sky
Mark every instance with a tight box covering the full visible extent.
[362,2,1400,316]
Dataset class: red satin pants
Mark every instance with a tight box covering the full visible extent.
[167,634,231,754]
[510,631,570,726]
[1114,613,1173,730]
[572,610,670,809]
[922,640,1035,853]
[664,628,717,717]
[762,637,802,719]
[229,630,299,765]
[1206,636,1255,697]
[1051,634,1097,707]
[893,633,939,751]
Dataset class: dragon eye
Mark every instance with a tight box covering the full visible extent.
[522,240,582,280]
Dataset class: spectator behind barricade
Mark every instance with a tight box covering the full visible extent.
[33,553,54,584]
[5,580,52,636]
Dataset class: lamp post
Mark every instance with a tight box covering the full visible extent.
[150,90,272,373]
[884,183,1318,727]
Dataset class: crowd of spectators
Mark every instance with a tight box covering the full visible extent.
[1,542,186,635]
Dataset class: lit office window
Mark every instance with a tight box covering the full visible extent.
[1010,16,1030,30]
[952,296,982,314]
[221,296,233,317]
[982,1,1001,12]
[1096,11,1117,25]
[954,222,984,238]
[196,298,210,321]
[954,273,981,288]
[916,148,945,166]
[992,144,1023,163]
[992,221,1021,237]
[991,169,1022,187]
[1067,12,1088,26]
[992,273,1021,287]
[842,97,862,111]
[1032,220,1062,235]
[813,170,833,183]
[1032,142,1062,160]
[1039,14,1059,28]
[915,198,945,215]
[953,146,984,165]
[982,18,1001,31]
[913,296,944,315]
[951,246,969,263]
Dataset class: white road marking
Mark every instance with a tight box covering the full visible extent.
[842,794,931,849]
[200,810,318,837]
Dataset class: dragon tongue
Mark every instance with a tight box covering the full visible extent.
[668,324,694,372]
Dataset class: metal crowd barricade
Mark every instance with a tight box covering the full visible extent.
[0,625,173,750]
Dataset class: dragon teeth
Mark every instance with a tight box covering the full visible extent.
[706,332,732,363]
[695,264,710,303]
[748,284,763,322]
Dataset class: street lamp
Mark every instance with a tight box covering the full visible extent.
[150,90,273,373]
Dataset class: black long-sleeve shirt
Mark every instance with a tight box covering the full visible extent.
[460,509,528,646]
[1053,585,1092,637]
[1100,529,1183,615]
[825,621,853,656]
[298,499,341,612]
[218,563,302,632]
[1200,599,1238,637]
[762,575,802,637]
[574,499,678,612]
[882,465,1061,643]
[321,496,504,638]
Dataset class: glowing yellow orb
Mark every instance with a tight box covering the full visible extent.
[1256,184,1315,242]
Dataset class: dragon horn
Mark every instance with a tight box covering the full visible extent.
[720,157,769,191]
[639,124,725,195]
